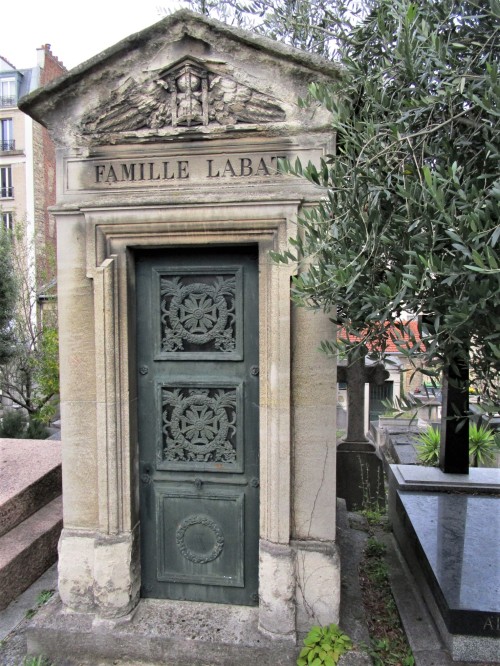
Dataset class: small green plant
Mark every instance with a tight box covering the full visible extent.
[469,423,498,467]
[25,589,55,619]
[297,624,353,666]
[35,589,54,605]
[358,458,386,517]
[365,537,387,558]
[22,656,53,666]
[359,529,414,666]
[415,426,441,466]
[416,423,500,467]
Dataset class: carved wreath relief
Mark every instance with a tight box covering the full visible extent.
[160,273,236,353]
[161,387,237,463]
[81,59,286,134]
[176,514,225,564]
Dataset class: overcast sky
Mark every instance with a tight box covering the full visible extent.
[3,0,183,71]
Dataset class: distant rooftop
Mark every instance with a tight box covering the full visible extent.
[338,320,424,354]
[0,54,19,72]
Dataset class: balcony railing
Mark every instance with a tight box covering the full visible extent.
[0,140,15,151]
[0,186,14,198]
[0,96,16,108]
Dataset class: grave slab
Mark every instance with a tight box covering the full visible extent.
[391,464,500,492]
[391,485,500,662]
[397,491,499,637]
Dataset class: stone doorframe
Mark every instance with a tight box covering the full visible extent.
[57,198,338,641]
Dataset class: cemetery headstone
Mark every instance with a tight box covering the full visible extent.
[337,347,388,510]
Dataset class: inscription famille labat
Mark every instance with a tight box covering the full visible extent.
[66,149,320,191]
[94,154,286,184]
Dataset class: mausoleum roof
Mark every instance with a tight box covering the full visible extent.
[19,9,340,148]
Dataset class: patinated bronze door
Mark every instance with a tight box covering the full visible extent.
[136,246,259,605]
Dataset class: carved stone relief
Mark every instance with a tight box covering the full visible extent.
[81,58,286,134]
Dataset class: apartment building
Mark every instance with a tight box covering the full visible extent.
[0,46,66,287]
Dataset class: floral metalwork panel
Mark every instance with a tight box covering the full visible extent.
[160,386,241,469]
[160,273,238,354]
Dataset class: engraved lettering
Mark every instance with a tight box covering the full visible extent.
[270,155,287,173]
[207,159,220,178]
[255,158,270,176]
[222,159,237,177]
[87,151,303,189]
[240,157,253,177]
[149,162,161,180]
[121,163,135,181]
[95,165,105,183]
[178,160,189,179]
[163,161,175,180]
[482,616,499,631]
[105,165,118,183]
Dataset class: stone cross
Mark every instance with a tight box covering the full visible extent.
[337,346,389,446]
[336,346,389,510]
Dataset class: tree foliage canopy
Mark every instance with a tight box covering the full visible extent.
[273,0,500,401]
[0,228,17,365]
[176,0,365,57]
[0,229,59,424]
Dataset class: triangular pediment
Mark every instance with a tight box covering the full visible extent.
[81,55,286,135]
[19,9,340,148]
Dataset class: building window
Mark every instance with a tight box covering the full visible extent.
[0,118,14,151]
[0,166,13,198]
[0,78,17,107]
[1,211,13,231]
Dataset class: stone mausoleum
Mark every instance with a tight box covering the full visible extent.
[20,11,342,663]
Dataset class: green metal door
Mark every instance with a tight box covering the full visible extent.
[136,246,259,606]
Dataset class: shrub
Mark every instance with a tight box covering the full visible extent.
[415,426,440,466]
[0,410,27,438]
[469,424,498,467]
[297,624,352,666]
[416,423,500,467]
[26,418,49,440]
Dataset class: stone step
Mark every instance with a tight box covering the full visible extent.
[0,495,62,610]
[0,439,62,537]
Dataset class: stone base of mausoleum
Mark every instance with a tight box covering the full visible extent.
[27,595,299,665]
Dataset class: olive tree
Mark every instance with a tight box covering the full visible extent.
[276,0,499,407]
